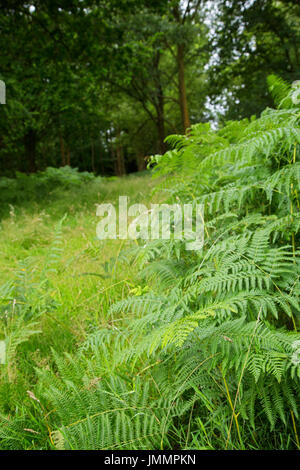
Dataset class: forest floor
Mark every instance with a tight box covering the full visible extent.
[0,173,162,431]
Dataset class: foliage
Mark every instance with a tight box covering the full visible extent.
[1,1,298,175]
[208,0,300,121]
[106,81,300,447]
[0,166,99,216]
[0,80,299,450]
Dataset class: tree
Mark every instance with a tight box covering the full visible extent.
[207,0,300,121]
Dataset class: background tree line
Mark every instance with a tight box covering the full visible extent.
[0,0,299,176]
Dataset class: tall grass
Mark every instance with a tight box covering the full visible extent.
[0,82,299,450]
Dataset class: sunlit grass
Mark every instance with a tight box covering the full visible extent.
[0,173,159,446]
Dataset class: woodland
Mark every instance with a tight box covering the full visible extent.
[0,0,299,451]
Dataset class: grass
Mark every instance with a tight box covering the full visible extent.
[0,172,163,449]
[0,168,298,451]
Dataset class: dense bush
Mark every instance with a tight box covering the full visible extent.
[0,166,98,207]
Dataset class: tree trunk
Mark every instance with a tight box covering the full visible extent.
[112,146,117,175]
[177,44,190,134]
[60,134,66,166]
[136,153,146,172]
[99,145,105,175]
[156,83,166,154]
[157,113,166,154]
[66,147,70,166]
[172,3,191,134]
[91,141,95,173]
[115,129,126,176]
[116,145,125,176]
[24,129,37,173]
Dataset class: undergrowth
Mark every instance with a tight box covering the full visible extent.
[0,77,299,450]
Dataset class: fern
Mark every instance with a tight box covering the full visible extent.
[6,78,298,450]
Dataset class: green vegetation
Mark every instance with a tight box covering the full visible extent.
[0,0,300,452]
[0,79,299,450]
[1,1,299,175]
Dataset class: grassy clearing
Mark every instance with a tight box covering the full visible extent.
[0,173,162,449]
